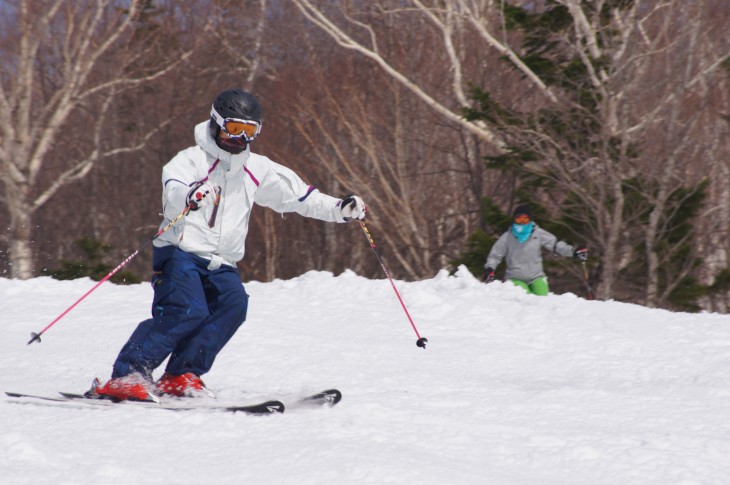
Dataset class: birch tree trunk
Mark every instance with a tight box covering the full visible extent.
[0,0,197,279]
[290,0,729,302]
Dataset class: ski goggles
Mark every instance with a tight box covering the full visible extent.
[514,214,531,224]
[211,107,261,141]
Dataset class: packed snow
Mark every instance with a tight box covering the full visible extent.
[2,266,730,484]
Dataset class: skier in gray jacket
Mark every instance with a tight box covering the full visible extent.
[484,204,587,296]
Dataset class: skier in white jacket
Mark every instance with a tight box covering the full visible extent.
[93,89,366,401]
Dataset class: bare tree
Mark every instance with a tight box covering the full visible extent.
[291,0,729,306]
[291,0,561,145]
[254,1,515,279]
[1,0,725,312]
[541,0,727,304]
[640,4,728,307]
[0,0,199,279]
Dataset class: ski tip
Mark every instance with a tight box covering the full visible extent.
[228,400,285,414]
[265,401,285,414]
[302,389,342,406]
[323,389,342,405]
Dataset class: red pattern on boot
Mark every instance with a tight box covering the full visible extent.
[156,372,206,397]
[95,376,155,402]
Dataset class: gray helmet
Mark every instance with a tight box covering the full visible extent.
[212,89,262,123]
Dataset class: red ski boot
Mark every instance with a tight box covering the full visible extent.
[156,372,212,397]
[92,374,159,402]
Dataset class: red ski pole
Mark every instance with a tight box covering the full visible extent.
[27,206,192,345]
[358,220,427,349]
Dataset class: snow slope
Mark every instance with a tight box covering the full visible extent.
[2,267,730,484]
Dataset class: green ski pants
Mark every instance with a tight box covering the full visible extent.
[510,276,549,296]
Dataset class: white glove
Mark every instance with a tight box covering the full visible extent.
[186,181,219,211]
[340,194,366,221]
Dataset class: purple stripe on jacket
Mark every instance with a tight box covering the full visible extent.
[298,185,316,202]
[243,166,260,186]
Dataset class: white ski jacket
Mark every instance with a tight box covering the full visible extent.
[153,121,347,269]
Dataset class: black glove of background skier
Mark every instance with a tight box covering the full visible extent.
[573,246,588,262]
[483,267,495,283]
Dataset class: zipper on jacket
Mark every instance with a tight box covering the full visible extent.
[207,186,222,228]
[213,176,226,257]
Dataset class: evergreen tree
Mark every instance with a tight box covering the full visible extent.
[43,238,141,285]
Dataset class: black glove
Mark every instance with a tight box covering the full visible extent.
[340,194,366,221]
[573,245,588,262]
[483,267,495,283]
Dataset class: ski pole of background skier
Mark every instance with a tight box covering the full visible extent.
[358,220,428,349]
[581,261,594,300]
[27,205,192,345]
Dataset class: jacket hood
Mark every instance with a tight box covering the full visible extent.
[194,120,250,172]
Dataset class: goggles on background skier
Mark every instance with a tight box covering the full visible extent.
[210,107,262,141]
[514,214,531,224]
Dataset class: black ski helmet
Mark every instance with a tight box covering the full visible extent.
[208,89,262,154]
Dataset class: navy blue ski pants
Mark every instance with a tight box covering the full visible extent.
[111,246,248,379]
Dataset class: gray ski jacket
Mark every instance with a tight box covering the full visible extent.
[485,224,575,284]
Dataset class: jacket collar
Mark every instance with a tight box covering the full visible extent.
[194,121,250,172]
